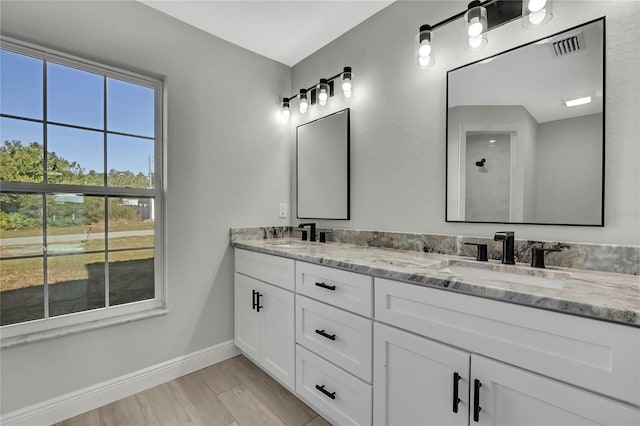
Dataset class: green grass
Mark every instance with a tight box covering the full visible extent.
[0,220,154,239]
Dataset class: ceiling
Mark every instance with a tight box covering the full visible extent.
[449,20,604,123]
[138,0,395,67]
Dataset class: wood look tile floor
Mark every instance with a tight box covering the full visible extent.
[55,355,330,426]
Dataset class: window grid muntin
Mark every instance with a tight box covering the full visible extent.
[0,37,163,329]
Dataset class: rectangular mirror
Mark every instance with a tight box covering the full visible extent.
[297,108,350,219]
[446,18,604,226]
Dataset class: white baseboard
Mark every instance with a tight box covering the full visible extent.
[1,340,240,426]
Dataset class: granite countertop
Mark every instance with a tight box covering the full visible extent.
[232,238,640,327]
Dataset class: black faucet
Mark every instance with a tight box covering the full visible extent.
[494,231,515,264]
[298,223,316,242]
[531,247,561,268]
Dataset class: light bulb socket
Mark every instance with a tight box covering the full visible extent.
[466,1,484,23]
[299,89,307,100]
[419,24,432,43]
[282,97,289,108]
[343,66,352,80]
[467,0,482,10]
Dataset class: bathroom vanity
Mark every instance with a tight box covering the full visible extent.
[232,237,639,425]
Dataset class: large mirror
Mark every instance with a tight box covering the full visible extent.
[297,108,350,219]
[446,18,604,226]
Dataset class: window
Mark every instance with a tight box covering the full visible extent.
[0,39,164,342]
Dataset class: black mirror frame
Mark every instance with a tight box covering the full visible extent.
[296,108,351,220]
[445,17,606,227]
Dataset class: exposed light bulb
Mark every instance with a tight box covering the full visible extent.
[418,42,432,57]
[281,97,290,119]
[418,55,432,68]
[319,89,328,105]
[342,82,352,98]
[282,108,290,119]
[467,17,483,37]
[527,9,547,25]
[528,0,547,13]
[523,0,552,28]
[468,36,484,49]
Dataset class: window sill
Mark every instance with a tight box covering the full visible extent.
[0,308,169,349]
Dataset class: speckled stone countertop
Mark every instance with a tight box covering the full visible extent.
[232,238,640,327]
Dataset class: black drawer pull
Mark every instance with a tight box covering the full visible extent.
[252,290,257,310]
[315,384,336,400]
[315,282,336,291]
[315,329,336,341]
[473,379,482,422]
[452,372,461,413]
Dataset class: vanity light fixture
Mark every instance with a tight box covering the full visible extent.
[417,24,435,68]
[317,79,329,106]
[522,0,553,28]
[565,96,592,107]
[279,66,352,116]
[418,0,554,69]
[342,67,352,98]
[299,89,309,114]
[465,1,488,50]
[281,97,290,119]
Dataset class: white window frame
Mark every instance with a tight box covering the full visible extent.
[0,37,166,347]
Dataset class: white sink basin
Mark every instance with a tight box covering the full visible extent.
[266,240,315,249]
[438,261,568,289]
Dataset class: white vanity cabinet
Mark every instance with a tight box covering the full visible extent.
[295,261,373,425]
[374,277,640,425]
[234,247,639,425]
[234,249,295,389]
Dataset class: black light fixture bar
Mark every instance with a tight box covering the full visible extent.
[430,0,523,31]
[283,68,347,103]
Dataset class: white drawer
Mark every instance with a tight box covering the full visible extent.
[375,277,640,405]
[296,262,372,317]
[235,248,294,291]
[296,295,373,382]
[296,345,372,426]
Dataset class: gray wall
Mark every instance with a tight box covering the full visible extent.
[0,0,291,414]
[535,113,603,224]
[291,0,639,245]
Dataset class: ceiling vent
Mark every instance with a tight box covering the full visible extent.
[550,31,585,57]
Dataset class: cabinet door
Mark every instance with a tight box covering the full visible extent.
[373,323,470,426]
[234,273,260,362]
[471,354,640,426]
[260,281,295,390]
